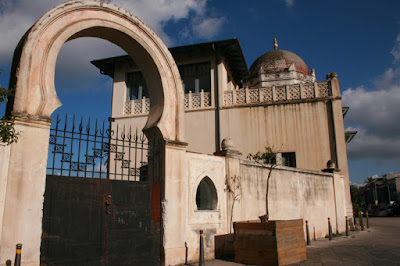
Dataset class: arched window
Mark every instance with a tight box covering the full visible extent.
[196,177,218,210]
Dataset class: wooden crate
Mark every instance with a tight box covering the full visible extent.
[233,219,306,266]
[215,234,235,260]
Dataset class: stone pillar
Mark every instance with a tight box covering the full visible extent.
[327,73,353,222]
[0,142,11,246]
[323,161,346,234]
[0,117,51,266]
[162,140,188,266]
[215,138,242,233]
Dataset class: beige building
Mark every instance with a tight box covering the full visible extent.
[0,1,356,264]
[90,37,357,262]
[92,36,356,213]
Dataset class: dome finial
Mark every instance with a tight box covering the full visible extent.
[273,33,278,51]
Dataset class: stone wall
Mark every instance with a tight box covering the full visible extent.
[183,151,347,263]
[237,160,346,238]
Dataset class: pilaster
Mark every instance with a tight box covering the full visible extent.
[0,142,11,248]
[0,117,51,266]
[326,73,353,221]
[214,138,242,233]
[162,140,188,266]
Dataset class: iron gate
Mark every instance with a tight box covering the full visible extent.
[41,115,161,265]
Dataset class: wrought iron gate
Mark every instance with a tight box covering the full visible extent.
[41,115,161,265]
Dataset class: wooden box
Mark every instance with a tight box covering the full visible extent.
[233,219,306,266]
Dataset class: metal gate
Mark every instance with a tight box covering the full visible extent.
[41,115,161,265]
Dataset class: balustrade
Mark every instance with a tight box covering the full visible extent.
[124,90,212,115]
[223,82,330,106]
[123,82,331,115]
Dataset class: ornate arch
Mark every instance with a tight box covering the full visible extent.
[9,0,184,141]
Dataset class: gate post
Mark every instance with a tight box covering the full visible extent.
[0,118,51,265]
[161,140,188,266]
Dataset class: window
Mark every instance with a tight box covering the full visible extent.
[126,62,211,100]
[196,177,218,210]
[282,152,296,167]
[126,71,149,100]
[178,62,211,94]
[264,154,276,165]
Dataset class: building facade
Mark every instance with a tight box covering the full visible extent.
[91,37,357,263]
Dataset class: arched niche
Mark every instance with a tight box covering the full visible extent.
[9,0,184,142]
[196,176,218,210]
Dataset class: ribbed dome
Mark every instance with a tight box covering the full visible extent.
[249,50,310,76]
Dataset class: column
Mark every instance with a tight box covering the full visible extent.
[0,117,51,265]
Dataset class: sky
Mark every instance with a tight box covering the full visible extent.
[0,0,400,184]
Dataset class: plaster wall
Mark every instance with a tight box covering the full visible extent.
[113,109,217,156]
[0,121,50,265]
[182,151,347,263]
[163,142,188,265]
[184,110,216,154]
[220,101,332,172]
[0,143,10,245]
[237,161,346,238]
[185,152,226,263]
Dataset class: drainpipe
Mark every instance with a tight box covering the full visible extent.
[213,43,221,152]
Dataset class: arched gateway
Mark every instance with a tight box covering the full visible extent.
[1,1,187,265]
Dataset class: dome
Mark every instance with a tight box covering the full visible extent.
[249,50,310,77]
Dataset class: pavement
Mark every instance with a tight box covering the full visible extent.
[192,217,400,266]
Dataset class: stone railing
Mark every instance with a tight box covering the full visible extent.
[183,90,212,109]
[124,97,150,115]
[124,90,212,115]
[223,82,330,106]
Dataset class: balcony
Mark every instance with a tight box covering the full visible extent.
[124,90,212,115]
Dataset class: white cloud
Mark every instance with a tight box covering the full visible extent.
[391,33,400,62]
[192,16,226,39]
[0,0,218,63]
[345,126,400,162]
[374,67,400,89]
[343,33,400,162]
[55,37,123,91]
[110,0,208,45]
[285,0,295,7]
[0,0,225,91]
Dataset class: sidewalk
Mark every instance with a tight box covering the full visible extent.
[195,217,400,266]
[292,217,400,265]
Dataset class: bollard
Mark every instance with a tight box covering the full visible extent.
[353,211,357,225]
[14,244,22,266]
[345,216,349,236]
[199,230,205,266]
[313,227,316,241]
[328,218,332,240]
[306,221,311,245]
[359,212,364,231]
[185,242,188,265]
[366,212,369,228]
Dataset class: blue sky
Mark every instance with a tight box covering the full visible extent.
[0,0,399,184]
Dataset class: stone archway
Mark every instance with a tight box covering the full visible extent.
[10,0,184,140]
[0,1,187,265]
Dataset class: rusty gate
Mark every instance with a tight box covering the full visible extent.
[41,115,161,265]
